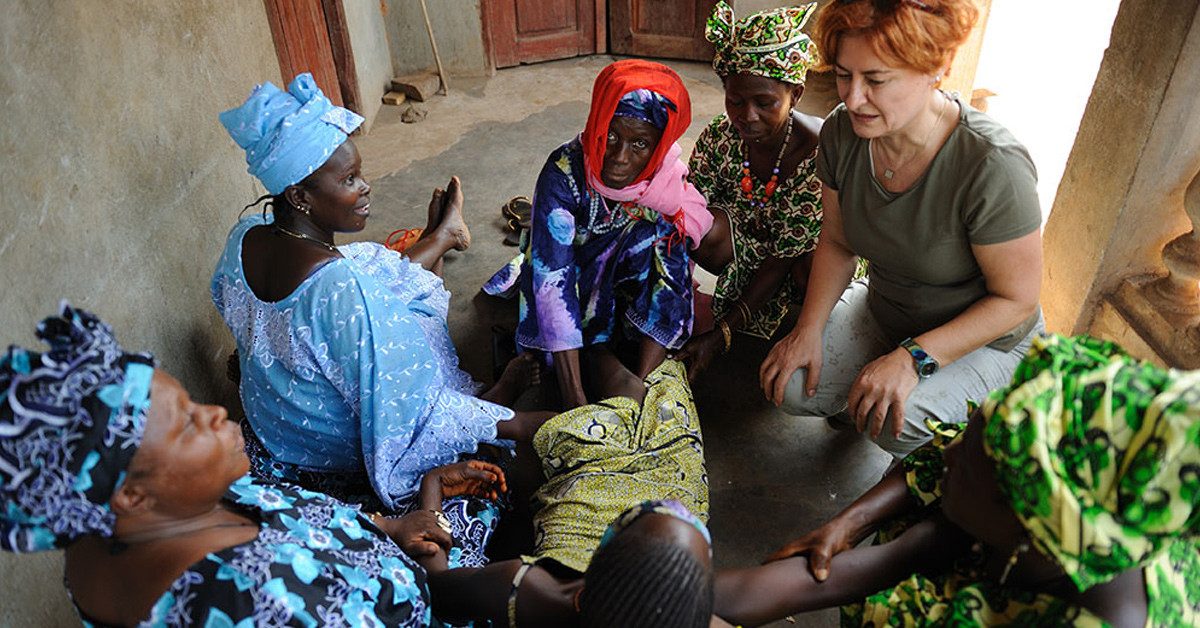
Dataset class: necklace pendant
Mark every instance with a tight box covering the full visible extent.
[740,175,754,194]
[883,168,895,180]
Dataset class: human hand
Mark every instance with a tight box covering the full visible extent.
[764,519,857,582]
[668,331,723,382]
[759,326,822,406]
[383,510,454,563]
[423,460,508,502]
[847,349,919,440]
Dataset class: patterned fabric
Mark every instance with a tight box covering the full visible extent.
[981,334,1200,592]
[0,304,154,553]
[614,89,674,130]
[483,139,694,352]
[212,214,513,511]
[582,61,712,248]
[597,499,712,556]
[77,477,432,628]
[706,1,819,85]
[530,359,709,572]
[687,115,823,338]
[219,73,363,195]
[840,335,1200,627]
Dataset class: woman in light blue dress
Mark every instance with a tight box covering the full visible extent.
[212,74,548,540]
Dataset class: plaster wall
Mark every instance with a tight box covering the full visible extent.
[344,0,395,132]
[1042,0,1200,334]
[385,0,490,78]
[0,1,279,623]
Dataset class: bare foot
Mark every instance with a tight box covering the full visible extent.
[481,352,541,407]
[424,187,444,236]
[436,176,471,251]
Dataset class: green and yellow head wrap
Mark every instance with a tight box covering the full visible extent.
[982,334,1200,591]
[705,1,819,85]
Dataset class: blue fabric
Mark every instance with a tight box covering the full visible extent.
[219,73,364,195]
[211,215,513,510]
[0,304,155,552]
[482,139,693,352]
[614,89,675,130]
[77,477,432,628]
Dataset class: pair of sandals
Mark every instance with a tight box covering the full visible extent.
[502,196,532,246]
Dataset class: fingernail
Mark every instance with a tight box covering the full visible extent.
[814,568,827,581]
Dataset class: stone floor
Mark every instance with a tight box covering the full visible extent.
[352,55,892,627]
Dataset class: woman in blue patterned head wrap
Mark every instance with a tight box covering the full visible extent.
[1,304,509,627]
[212,74,552,535]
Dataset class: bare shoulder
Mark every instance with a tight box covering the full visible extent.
[792,110,824,138]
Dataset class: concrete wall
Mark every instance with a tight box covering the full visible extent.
[0,1,279,623]
[385,0,490,77]
[344,0,395,132]
[1042,0,1200,335]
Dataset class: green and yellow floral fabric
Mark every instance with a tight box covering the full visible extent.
[982,334,1200,592]
[688,115,823,338]
[843,334,1200,627]
[706,1,819,85]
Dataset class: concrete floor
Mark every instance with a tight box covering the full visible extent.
[353,55,892,627]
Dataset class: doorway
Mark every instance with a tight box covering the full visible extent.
[263,0,361,114]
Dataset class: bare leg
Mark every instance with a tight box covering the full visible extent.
[635,336,669,381]
[479,353,540,406]
[495,410,555,442]
[582,344,647,403]
[403,177,470,273]
[689,208,733,275]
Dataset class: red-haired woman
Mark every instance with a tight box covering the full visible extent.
[760,0,1044,458]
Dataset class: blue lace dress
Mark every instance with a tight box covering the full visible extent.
[212,215,513,513]
[75,477,434,627]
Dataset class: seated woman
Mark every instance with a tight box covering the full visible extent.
[676,1,832,376]
[212,74,549,529]
[416,354,714,626]
[483,60,711,409]
[759,0,1044,457]
[715,334,1200,627]
[0,305,505,627]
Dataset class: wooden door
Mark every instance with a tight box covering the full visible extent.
[485,0,604,68]
[263,0,361,113]
[609,0,717,61]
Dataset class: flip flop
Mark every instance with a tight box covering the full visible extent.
[501,195,532,222]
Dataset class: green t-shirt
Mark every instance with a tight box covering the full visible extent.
[815,96,1041,351]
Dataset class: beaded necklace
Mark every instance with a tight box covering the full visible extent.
[740,115,792,209]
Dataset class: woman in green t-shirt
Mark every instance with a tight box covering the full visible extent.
[759,0,1044,458]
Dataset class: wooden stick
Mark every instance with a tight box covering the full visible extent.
[417,0,449,94]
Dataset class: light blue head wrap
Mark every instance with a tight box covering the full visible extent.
[219,73,364,195]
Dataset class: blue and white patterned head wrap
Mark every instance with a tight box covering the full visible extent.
[613,89,676,131]
[219,73,364,195]
[0,304,155,553]
[597,499,712,558]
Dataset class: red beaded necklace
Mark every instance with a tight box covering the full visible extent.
[740,115,792,209]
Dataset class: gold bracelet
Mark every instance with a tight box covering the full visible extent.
[717,319,732,354]
[735,299,753,324]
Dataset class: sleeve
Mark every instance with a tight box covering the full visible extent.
[686,116,734,208]
[962,145,1042,245]
[814,106,846,191]
[901,420,966,507]
[308,267,503,509]
[526,147,587,352]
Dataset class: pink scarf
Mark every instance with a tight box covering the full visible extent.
[584,141,712,249]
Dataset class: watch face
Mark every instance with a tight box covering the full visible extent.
[918,361,938,377]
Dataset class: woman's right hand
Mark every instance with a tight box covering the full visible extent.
[669,330,723,382]
[759,325,823,407]
[764,518,856,582]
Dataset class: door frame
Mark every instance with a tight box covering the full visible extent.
[263,0,361,114]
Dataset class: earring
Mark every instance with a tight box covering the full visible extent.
[998,540,1029,586]
[297,204,310,215]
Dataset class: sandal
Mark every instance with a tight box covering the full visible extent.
[502,196,532,246]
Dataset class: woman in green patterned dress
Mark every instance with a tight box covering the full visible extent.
[713,334,1200,627]
[673,1,828,378]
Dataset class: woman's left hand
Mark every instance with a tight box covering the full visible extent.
[382,510,454,560]
[847,348,920,440]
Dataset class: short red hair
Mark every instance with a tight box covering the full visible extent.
[814,0,979,76]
